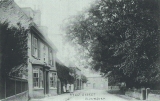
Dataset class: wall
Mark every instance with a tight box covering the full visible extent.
[85,77,108,90]
[125,89,160,100]
[125,90,141,100]
[33,89,44,98]
[49,89,57,96]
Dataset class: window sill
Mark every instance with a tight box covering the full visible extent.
[50,88,57,90]
[49,64,54,67]
[33,88,44,90]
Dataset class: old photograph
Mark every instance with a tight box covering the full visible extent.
[0,0,160,101]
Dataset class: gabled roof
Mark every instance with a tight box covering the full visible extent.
[30,22,58,52]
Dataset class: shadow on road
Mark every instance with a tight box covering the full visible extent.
[107,90,125,95]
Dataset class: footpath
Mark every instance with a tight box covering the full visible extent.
[108,89,160,101]
[115,93,160,101]
[29,90,82,101]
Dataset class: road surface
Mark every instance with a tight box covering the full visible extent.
[68,89,131,101]
[30,89,136,101]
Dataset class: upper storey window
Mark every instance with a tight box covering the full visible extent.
[32,35,40,59]
[49,48,53,66]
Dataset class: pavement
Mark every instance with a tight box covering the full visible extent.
[29,89,158,101]
[29,90,82,101]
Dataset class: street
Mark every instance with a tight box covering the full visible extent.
[68,89,130,101]
[30,89,137,101]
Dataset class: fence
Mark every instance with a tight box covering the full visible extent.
[1,77,28,101]
[150,90,160,94]
[125,89,141,99]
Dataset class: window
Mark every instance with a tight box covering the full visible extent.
[49,48,53,65]
[33,37,38,57]
[33,68,39,87]
[33,68,43,88]
[43,44,47,62]
[50,72,57,88]
[32,35,40,58]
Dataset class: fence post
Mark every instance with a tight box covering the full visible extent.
[5,77,6,99]
[146,88,150,100]
[141,88,146,100]
[21,80,22,92]
[15,79,16,94]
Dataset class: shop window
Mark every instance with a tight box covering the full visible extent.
[33,68,43,88]
[50,72,57,88]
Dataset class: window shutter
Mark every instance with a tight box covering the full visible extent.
[52,52,54,66]
[48,48,50,65]
[31,34,34,56]
[38,40,41,59]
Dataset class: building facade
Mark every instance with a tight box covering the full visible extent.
[0,0,58,100]
[28,23,58,98]
[85,77,108,90]
[73,67,82,90]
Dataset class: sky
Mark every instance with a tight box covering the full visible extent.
[14,0,100,77]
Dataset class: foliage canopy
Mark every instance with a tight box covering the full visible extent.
[1,22,28,79]
[64,0,160,88]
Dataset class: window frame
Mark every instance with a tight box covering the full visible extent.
[48,48,53,66]
[49,72,57,88]
[32,35,40,59]
[33,68,44,89]
[43,43,47,62]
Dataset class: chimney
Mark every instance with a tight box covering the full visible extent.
[22,7,41,25]
[33,10,41,25]
[22,7,34,19]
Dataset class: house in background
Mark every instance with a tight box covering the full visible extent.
[84,76,108,90]
[56,58,75,94]
[74,67,82,90]
[68,67,82,90]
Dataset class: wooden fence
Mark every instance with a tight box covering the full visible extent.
[1,77,28,101]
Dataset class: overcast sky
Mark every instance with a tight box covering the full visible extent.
[14,0,100,77]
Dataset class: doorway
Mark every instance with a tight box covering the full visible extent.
[44,70,49,95]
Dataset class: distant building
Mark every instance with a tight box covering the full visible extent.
[68,67,82,90]
[85,76,108,90]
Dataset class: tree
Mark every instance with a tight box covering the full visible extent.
[81,74,88,83]
[64,0,160,88]
[1,22,28,78]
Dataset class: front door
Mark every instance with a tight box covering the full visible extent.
[44,70,49,95]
